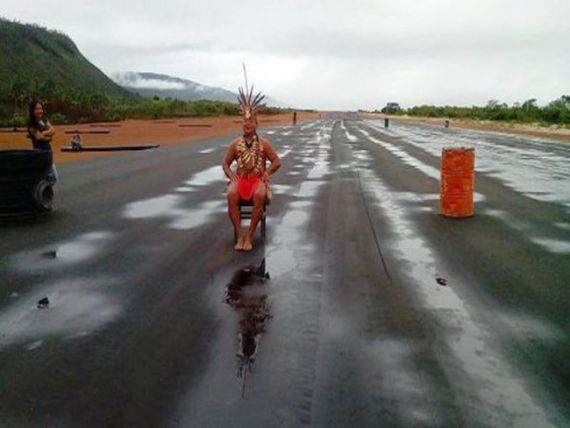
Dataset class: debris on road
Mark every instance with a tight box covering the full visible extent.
[42,250,57,259]
[436,277,448,286]
[37,297,50,309]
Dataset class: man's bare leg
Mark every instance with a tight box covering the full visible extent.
[266,182,273,202]
[227,183,244,250]
[243,185,266,251]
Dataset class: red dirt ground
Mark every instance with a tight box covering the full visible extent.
[0,113,320,164]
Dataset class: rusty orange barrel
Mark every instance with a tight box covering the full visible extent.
[440,147,475,217]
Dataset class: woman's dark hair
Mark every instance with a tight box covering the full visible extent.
[27,99,45,128]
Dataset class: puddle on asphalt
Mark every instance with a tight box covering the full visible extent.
[395,192,486,204]
[124,195,182,219]
[270,184,294,195]
[529,237,570,254]
[10,231,113,272]
[345,130,358,142]
[168,200,226,230]
[353,151,372,162]
[185,165,225,188]
[123,169,226,231]
[336,163,354,170]
[554,222,570,231]
[224,259,271,396]
[289,200,312,209]
[124,193,225,231]
[0,277,121,349]
[495,311,563,342]
[484,209,570,254]
[25,340,43,351]
[293,180,326,200]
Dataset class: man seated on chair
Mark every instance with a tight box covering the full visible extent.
[223,87,281,252]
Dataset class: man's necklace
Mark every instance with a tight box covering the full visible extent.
[244,136,256,148]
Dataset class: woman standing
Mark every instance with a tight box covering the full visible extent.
[27,99,58,183]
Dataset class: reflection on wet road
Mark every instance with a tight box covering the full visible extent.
[1,118,569,427]
[225,260,271,397]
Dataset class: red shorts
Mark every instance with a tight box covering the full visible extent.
[237,175,261,201]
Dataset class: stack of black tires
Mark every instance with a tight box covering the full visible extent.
[0,150,54,221]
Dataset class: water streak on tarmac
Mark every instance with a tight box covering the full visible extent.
[0,277,121,349]
[341,122,358,142]
[10,231,113,272]
[484,208,570,254]
[185,165,225,188]
[169,200,226,230]
[528,237,570,254]
[123,163,229,230]
[372,121,570,212]
[555,221,570,231]
[266,123,333,277]
[1,118,568,426]
[361,121,570,254]
[350,137,554,426]
[171,122,333,426]
[359,128,441,180]
[124,194,182,219]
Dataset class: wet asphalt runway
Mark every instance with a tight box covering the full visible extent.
[1,117,569,427]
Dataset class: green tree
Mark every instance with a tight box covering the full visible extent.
[9,79,27,118]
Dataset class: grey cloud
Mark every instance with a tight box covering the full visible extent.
[1,0,569,109]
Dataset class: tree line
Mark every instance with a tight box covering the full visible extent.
[0,80,287,127]
[385,96,570,126]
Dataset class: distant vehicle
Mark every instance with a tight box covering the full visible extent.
[381,102,401,114]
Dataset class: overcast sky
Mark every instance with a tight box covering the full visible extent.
[2,0,569,110]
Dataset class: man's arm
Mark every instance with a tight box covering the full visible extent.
[223,140,239,182]
[262,138,281,182]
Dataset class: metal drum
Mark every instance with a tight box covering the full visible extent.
[440,147,475,217]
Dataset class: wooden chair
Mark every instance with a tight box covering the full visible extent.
[239,198,270,242]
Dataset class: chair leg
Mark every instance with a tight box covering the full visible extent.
[261,214,266,242]
[237,207,242,243]
[260,202,266,242]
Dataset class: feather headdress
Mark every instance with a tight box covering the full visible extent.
[238,63,265,119]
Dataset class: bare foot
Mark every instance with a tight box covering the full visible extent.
[242,237,253,252]
[234,237,245,251]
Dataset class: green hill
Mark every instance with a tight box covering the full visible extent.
[0,17,132,122]
[0,18,283,124]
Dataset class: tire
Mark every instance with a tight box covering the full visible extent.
[32,180,54,212]
[0,150,55,221]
